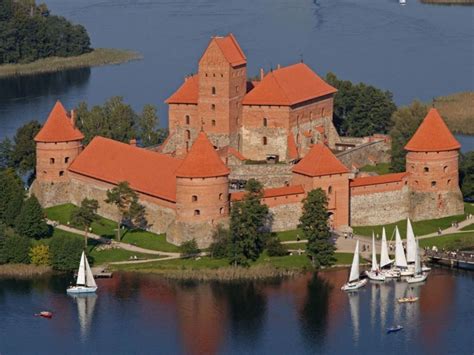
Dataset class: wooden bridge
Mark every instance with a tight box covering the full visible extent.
[425,249,474,271]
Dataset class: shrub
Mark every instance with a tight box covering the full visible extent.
[2,235,31,264]
[209,226,231,259]
[15,195,50,239]
[266,236,287,257]
[29,245,51,266]
[49,234,83,271]
[180,239,200,257]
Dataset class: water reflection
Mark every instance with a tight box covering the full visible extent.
[69,294,97,341]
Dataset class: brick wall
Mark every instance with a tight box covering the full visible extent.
[336,140,391,169]
[229,163,293,188]
[36,141,82,182]
[269,202,303,231]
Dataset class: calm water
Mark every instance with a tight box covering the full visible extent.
[0,0,473,140]
[0,268,473,354]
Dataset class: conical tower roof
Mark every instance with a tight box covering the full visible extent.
[405,108,460,152]
[176,132,230,178]
[293,143,349,177]
[34,101,84,142]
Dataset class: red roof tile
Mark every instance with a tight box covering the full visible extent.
[287,133,299,160]
[293,143,349,177]
[231,185,305,201]
[217,146,246,161]
[242,63,337,106]
[176,132,230,178]
[68,136,182,202]
[405,108,460,152]
[214,34,246,67]
[165,75,198,104]
[350,172,408,188]
[35,101,84,142]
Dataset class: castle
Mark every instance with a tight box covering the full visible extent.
[31,34,464,247]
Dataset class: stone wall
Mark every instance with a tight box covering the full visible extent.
[30,180,71,207]
[167,219,229,248]
[229,163,293,188]
[268,202,302,232]
[409,190,464,221]
[350,184,410,226]
[336,140,390,169]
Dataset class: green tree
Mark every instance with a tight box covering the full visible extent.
[15,194,50,239]
[209,225,231,259]
[49,233,83,271]
[389,101,428,172]
[138,105,163,147]
[2,234,31,264]
[229,179,269,266]
[0,137,13,169]
[29,244,51,266]
[180,239,200,257]
[299,188,335,268]
[71,198,99,248]
[460,152,474,199]
[11,120,42,174]
[265,235,287,257]
[0,168,25,227]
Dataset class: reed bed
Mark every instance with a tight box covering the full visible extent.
[0,264,52,278]
[0,48,142,78]
[433,92,474,135]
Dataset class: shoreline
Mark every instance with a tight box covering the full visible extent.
[0,48,142,79]
[0,264,52,278]
[420,0,474,4]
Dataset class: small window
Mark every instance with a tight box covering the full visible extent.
[219,193,223,200]
[424,167,429,173]
[212,86,216,95]
[328,186,333,194]
[415,180,419,185]
[186,141,189,152]
[447,179,451,186]
[221,73,224,78]
[263,117,268,127]
[321,108,325,117]
[205,73,208,77]
[220,207,224,215]
[213,73,216,77]
[185,130,191,140]
[211,104,215,111]
[185,115,190,124]
[65,157,69,163]
[50,158,55,164]
[263,137,267,145]
[192,195,198,202]
[194,210,200,216]
[443,166,448,173]
[212,120,216,127]
[431,181,437,187]
[411,165,415,171]
[59,171,64,177]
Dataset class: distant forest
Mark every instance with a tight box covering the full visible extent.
[0,0,91,65]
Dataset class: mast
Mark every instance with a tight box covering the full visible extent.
[394,226,408,268]
[414,239,422,275]
[349,240,360,282]
[380,227,392,268]
[371,232,378,271]
[406,218,417,263]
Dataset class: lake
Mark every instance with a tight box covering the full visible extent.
[0,0,473,140]
[0,268,472,354]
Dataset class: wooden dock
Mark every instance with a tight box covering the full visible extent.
[425,250,474,271]
[75,266,113,278]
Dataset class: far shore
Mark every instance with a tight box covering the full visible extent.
[420,0,473,4]
[432,92,474,135]
[0,48,142,79]
[0,264,52,278]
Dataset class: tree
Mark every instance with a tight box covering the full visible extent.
[180,239,200,257]
[460,152,474,199]
[15,194,50,239]
[138,105,163,147]
[71,198,99,248]
[0,137,13,169]
[105,181,147,241]
[2,234,31,264]
[326,72,397,137]
[229,179,269,266]
[299,189,335,268]
[265,235,287,257]
[0,168,25,227]
[49,233,83,271]
[11,120,42,174]
[29,244,51,266]
[209,225,231,259]
[389,101,428,172]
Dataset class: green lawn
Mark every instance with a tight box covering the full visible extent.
[359,163,391,175]
[464,203,474,215]
[461,223,474,231]
[284,242,307,250]
[276,229,303,241]
[45,203,179,252]
[419,232,474,250]
[89,248,157,265]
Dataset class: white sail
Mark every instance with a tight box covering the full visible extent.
[414,239,421,275]
[380,227,392,268]
[406,218,417,263]
[371,232,378,271]
[84,255,97,288]
[395,226,408,268]
[76,251,86,285]
[349,240,360,282]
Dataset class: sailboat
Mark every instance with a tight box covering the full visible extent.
[366,232,386,281]
[407,218,431,272]
[380,227,399,278]
[393,226,414,277]
[407,240,428,284]
[67,251,98,294]
[341,240,368,291]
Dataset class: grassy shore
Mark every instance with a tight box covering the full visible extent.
[432,92,474,135]
[0,264,52,278]
[419,232,474,250]
[0,48,142,78]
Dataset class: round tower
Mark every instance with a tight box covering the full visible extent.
[405,108,464,220]
[171,132,230,247]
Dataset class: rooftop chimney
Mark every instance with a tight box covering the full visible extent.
[260,68,264,81]
[70,109,76,127]
[277,64,281,69]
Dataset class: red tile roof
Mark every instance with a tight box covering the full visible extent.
[165,75,199,104]
[293,143,349,177]
[405,108,460,152]
[350,172,408,188]
[214,34,246,67]
[242,63,337,106]
[34,101,84,142]
[176,132,230,178]
[287,133,299,160]
[231,185,305,201]
[68,136,182,202]
[217,146,247,161]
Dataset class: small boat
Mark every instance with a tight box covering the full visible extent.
[387,325,403,333]
[366,232,386,281]
[407,239,429,284]
[380,227,397,277]
[67,251,98,294]
[35,311,53,319]
[342,240,368,291]
[383,269,401,278]
[393,226,413,276]
[399,0,407,5]
[397,296,418,303]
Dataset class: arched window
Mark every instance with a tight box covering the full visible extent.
[212,120,216,127]
[50,158,55,164]
[192,195,198,202]
[219,193,223,200]
[443,165,448,173]
[185,115,190,124]
[263,117,268,127]
[263,137,267,145]
[194,210,200,216]
[431,181,437,187]
[59,171,64,177]
[220,207,224,215]
[212,86,216,95]
[328,186,333,194]
[424,167,429,173]
[65,157,69,163]
[211,104,215,111]
[447,179,451,186]
[185,130,191,140]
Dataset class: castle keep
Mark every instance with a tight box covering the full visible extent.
[31,35,464,247]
